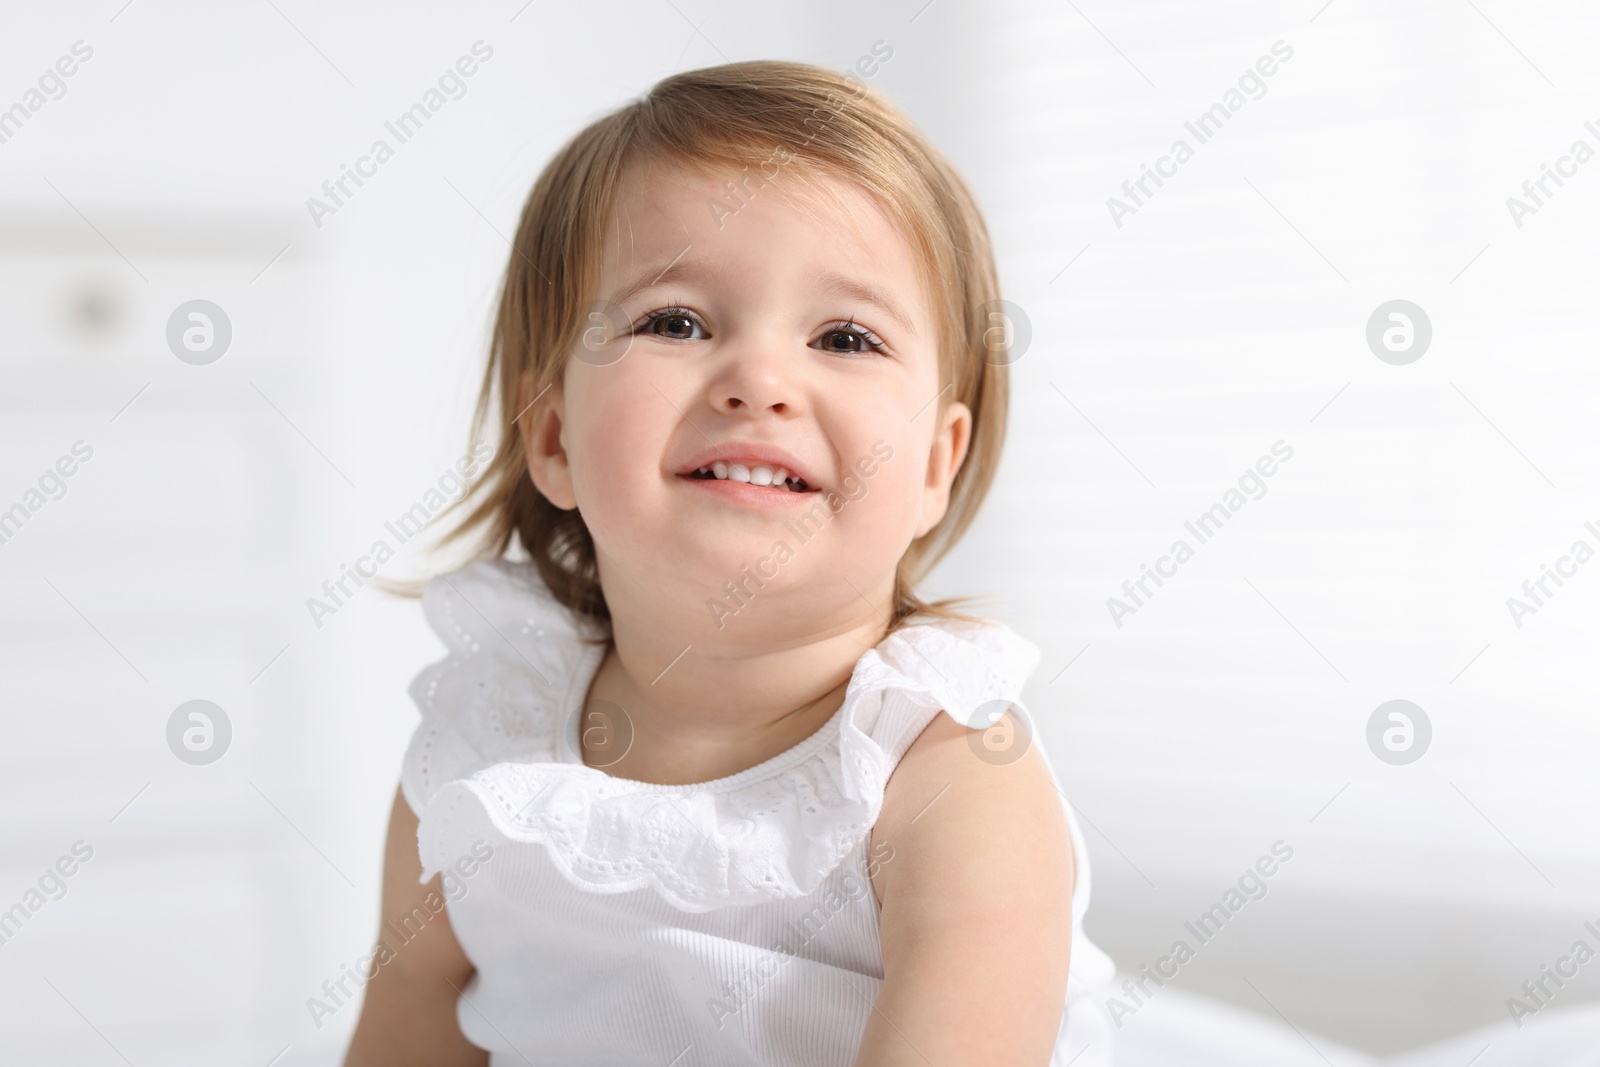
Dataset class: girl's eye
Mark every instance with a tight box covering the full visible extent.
[815,321,887,357]
[634,307,707,341]
[629,308,887,355]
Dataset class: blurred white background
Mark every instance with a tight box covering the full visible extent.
[1,1,1596,1063]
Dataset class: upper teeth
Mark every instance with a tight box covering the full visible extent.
[693,462,808,491]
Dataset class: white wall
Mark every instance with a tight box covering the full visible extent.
[0,0,1595,1062]
[933,0,1600,1052]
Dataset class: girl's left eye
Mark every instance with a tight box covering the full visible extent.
[814,321,888,357]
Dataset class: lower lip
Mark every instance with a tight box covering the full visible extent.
[675,474,822,509]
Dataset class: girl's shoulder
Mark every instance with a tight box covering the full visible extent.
[408,556,603,662]
[847,609,1044,768]
[399,557,605,820]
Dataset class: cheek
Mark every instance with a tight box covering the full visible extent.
[812,472,921,582]
[564,369,670,529]
[867,459,928,542]
[831,433,926,545]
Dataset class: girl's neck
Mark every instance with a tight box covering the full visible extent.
[579,612,884,786]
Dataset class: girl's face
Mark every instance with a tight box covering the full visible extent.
[522,159,970,637]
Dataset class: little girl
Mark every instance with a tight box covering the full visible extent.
[345,59,1117,1066]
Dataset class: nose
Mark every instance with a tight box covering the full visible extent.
[708,337,803,417]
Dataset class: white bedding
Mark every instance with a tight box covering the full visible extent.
[1111,980,1600,1066]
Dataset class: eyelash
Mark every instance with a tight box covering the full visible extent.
[630,304,889,356]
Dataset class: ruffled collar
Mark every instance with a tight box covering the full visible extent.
[406,559,1040,913]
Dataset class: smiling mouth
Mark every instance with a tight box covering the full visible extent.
[684,464,815,493]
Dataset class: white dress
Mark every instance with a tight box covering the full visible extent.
[401,559,1119,1065]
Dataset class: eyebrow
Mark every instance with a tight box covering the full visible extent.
[607,256,918,336]
[815,271,918,336]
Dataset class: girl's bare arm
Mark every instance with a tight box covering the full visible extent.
[855,711,1075,1067]
[343,785,487,1067]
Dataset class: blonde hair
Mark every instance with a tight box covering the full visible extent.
[393,59,1018,640]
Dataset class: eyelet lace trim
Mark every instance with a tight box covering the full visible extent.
[402,559,1040,913]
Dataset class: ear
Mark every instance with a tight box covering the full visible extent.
[516,375,578,510]
[914,399,972,539]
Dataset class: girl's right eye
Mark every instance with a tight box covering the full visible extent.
[633,307,707,341]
